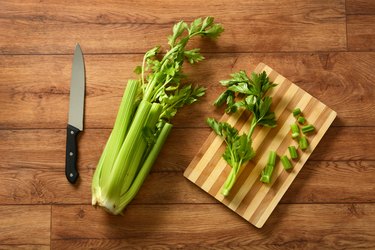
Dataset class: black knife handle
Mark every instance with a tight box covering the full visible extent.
[65,124,80,183]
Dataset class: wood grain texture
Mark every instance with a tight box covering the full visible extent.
[1,127,373,206]
[0,0,374,247]
[1,52,374,129]
[0,205,50,245]
[0,0,346,54]
[1,161,374,205]
[346,0,375,15]
[0,245,49,250]
[51,204,375,249]
[1,127,374,173]
[347,15,375,51]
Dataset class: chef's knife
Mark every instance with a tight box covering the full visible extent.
[65,44,85,184]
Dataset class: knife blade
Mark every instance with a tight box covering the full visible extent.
[65,44,85,184]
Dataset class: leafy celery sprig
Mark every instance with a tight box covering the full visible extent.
[133,17,224,123]
[207,71,277,196]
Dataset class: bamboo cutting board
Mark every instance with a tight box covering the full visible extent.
[184,63,337,228]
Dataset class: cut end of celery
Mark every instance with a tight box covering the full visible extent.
[221,188,230,197]
[292,132,300,139]
[91,187,123,215]
[260,175,271,183]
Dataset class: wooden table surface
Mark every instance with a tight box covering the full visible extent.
[1,0,374,249]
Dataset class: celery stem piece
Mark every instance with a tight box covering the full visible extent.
[267,151,277,166]
[281,155,293,170]
[260,151,277,184]
[299,136,309,150]
[297,116,306,124]
[221,166,239,196]
[291,123,300,139]
[293,108,301,117]
[260,165,274,184]
[302,124,315,134]
[288,146,298,159]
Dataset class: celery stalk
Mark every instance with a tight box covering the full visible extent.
[99,100,152,211]
[99,80,139,186]
[117,123,173,213]
[221,166,239,197]
[91,17,224,215]
[121,103,162,194]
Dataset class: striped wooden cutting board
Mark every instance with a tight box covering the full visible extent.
[183,63,337,228]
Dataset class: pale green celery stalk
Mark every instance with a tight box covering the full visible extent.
[221,162,241,197]
[247,117,258,140]
[98,80,139,187]
[91,132,110,205]
[115,123,173,214]
[93,17,223,214]
[120,103,162,195]
[99,100,152,212]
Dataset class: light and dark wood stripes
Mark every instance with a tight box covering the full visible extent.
[184,63,337,228]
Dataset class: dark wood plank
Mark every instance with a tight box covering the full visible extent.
[310,126,375,161]
[0,128,374,205]
[0,245,49,250]
[0,0,346,54]
[347,15,375,51]
[1,52,374,129]
[51,237,374,250]
[0,127,374,172]
[51,204,375,249]
[282,160,375,203]
[346,0,375,15]
[1,161,374,205]
[0,205,50,245]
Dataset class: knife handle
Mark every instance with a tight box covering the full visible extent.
[65,124,80,183]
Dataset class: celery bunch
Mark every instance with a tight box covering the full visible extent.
[92,17,223,214]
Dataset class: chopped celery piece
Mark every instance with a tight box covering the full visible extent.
[297,116,306,124]
[260,151,277,184]
[288,146,298,159]
[299,136,309,150]
[260,165,274,184]
[302,124,315,134]
[290,123,300,139]
[293,108,301,117]
[281,155,293,170]
[267,151,277,166]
